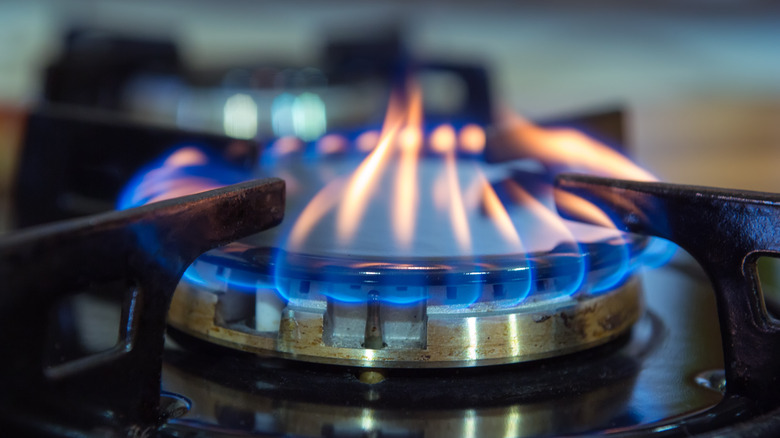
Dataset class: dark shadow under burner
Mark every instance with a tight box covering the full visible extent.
[160,312,671,437]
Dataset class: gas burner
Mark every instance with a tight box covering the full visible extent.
[118,84,667,369]
[168,242,643,367]
[129,124,663,369]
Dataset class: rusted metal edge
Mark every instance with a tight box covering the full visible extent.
[555,173,780,410]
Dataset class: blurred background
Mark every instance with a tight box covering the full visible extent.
[2,0,780,223]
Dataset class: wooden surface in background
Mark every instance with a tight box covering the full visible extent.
[0,108,24,231]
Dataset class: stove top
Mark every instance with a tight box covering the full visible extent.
[10,174,780,437]
[4,24,780,438]
[6,124,780,436]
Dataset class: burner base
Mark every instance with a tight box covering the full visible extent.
[168,277,641,367]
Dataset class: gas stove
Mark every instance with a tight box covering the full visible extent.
[3,25,780,438]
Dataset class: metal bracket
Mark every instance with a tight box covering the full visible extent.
[0,178,284,434]
[555,173,780,410]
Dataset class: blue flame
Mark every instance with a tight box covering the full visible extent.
[119,129,674,310]
[117,145,251,210]
[635,237,678,269]
[583,237,630,294]
[480,259,534,308]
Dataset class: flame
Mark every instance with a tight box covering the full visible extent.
[479,176,522,248]
[553,189,618,230]
[443,145,473,251]
[335,92,404,244]
[459,124,486,154]
[330,84,482,252]
[288,179,348,249]
[288,83,505,255]
[430,156,478,253]
[317,134,348,155]
[431,124,456,154]
[269,136,302,158]
[356,130,381,152]
[393,83,423,249]
[163,147,208,167]
[493,109,655,182]
[432,168,449,210]
[504,181,583,248]
[118,147,240,208]
[286,84,649,260]
[144,179,219,204]
[119,77,673,305]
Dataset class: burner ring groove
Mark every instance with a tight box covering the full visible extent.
[168,276,641,367]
